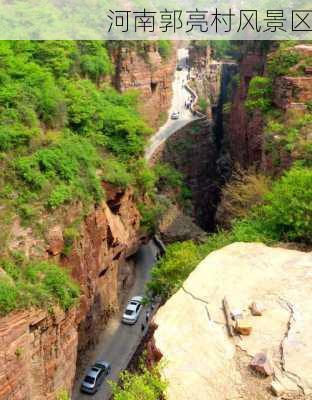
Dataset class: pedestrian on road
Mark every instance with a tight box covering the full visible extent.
[151,303,155,311]
[146,311,150,323]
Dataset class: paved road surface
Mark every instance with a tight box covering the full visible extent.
[72,241,159,400]
[145,47,198,160]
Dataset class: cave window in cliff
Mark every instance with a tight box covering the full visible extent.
[151,81,157,93]
[29,320,43,333]
[99,266,109,277]
[107,225,114,247]
[107,192,123,214]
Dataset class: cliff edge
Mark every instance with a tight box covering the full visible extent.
[153,243,312,399]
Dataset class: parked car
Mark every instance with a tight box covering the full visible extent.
[122,296,143,325]
[80,361,111,394]
[171,111,180,120]
[176,64,183,71]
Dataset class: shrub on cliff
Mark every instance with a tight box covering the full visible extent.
[56,390,70,400]
[157,40,172,60]
[0,258,80,315]
[102,158,134,188]
[267,46,300,77]
[0,278,19,315]
[217,169,271,227]
[154,163,184,190]
[198,97,208,113]
[138,198,169,235]
[110,363,166,400]
[210,40,240,60]
[245,76,272,113]
[261,166,312,243]
[228,166,312,244]
[147,241,202,299]
[0,41,156,230]
[79,41,113,83]
[15,135,104,209]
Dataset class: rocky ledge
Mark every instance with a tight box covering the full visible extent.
[152,243,312,400]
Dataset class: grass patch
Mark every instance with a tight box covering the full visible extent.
[0,258,79,315]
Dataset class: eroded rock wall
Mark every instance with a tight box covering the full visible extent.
[0,308,77,400]
[226,48,266,168]
[0,186,142,400]
[112,43,176,128]
[66,186,141,352]
[153,119,220,232]
[225,43,312,171]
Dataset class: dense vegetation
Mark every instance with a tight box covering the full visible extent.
[0,41,154,221]
[0,40,181,315]
[0,255,79,315]
[0,40,182,232]
[110,362,167,400]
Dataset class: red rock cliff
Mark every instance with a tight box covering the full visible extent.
[0,308,77,400]
[0,186,142,400]
[112,43,176,128]
[226,43,312,171]
[227,48,266,168]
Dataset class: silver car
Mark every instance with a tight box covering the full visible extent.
[171,111,180,120]
[80,361,111,394]
[122,296,143,325]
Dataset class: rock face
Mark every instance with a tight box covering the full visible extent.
[250,352,274,376]
[47,225,64,256]
[226,48,266,168]
[153,119,221,231]
[152,243,312,400]
[0,308,77,400]
[225,43,312,171]
[273,76,312,109]
[112,44,176,128]
[0,185,142,399]
[158,203,205,244]
[67,186,141,352]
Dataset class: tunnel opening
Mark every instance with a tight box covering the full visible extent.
[151,81,157,93]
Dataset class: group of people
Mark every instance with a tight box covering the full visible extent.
[185,96,194,110]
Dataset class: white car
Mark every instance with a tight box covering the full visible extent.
[122,296,143,325]
[171,111,180,120]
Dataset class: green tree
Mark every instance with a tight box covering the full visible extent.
[245,76,272,113]
[157,40,172,60]
[262,166,312,242]
[147,241,202,299]
[110,365,166,400]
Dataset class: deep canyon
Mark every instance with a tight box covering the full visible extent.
[0,40,311,400]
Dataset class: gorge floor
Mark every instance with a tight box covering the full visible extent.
[72,241,159,400]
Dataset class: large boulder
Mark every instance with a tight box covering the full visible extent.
[153,243,312,400]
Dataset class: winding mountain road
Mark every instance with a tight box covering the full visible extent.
[72,241,159,400]
[73,46,197,400]
[145,47,199,160]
